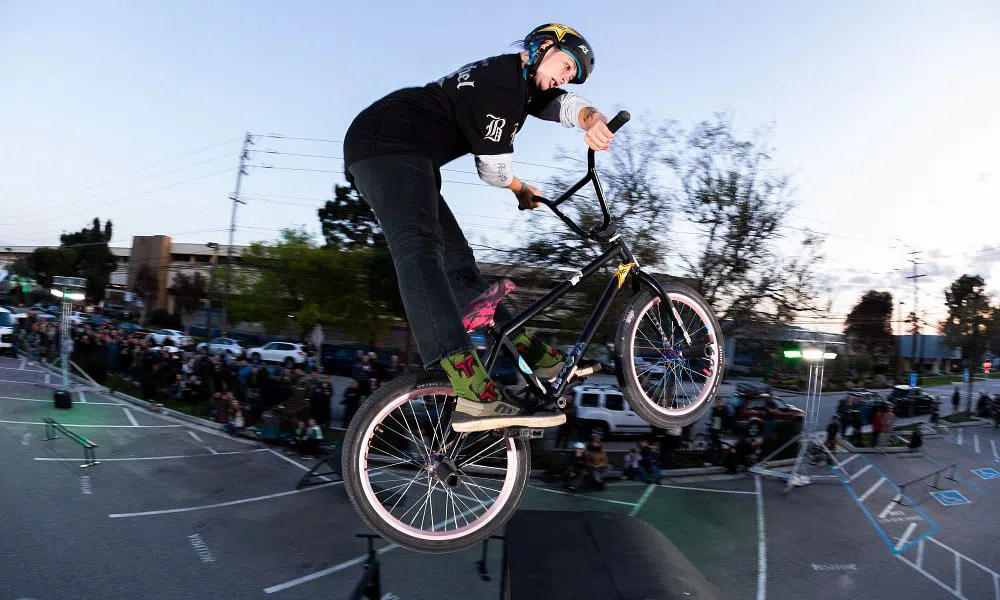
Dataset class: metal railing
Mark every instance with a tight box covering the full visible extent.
[895,462,957,505]
[43,417,100,468]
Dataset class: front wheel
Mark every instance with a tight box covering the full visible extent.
[615,284,725,429]
[341,371,531,554]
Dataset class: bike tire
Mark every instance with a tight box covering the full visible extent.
[341,370,532,554]
[615,283,725,429]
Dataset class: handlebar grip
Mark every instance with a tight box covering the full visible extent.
[519,195,551,210]
[606,110,631,133]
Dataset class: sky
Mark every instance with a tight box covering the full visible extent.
[2,1,999,333]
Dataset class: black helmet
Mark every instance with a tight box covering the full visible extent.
[523,23,594,84]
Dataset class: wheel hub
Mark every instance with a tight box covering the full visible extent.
[430,454,460,488]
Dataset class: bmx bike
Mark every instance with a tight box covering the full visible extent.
[341,111,726,553]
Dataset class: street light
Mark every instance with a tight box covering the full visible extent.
[206,242,219,335]
[753,337,846,495]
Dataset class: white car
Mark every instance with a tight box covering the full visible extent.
[247,341,307,367]
[147,328,193,347]
[0,308,14,354]
[571,383,652,438]
[196,337,245,358]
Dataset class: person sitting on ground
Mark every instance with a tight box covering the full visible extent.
[908,426,923,449]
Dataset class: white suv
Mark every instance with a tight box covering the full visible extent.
[246,341,307,367]
[571,383,651,438]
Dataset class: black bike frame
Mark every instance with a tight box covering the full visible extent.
[477,110,681,407]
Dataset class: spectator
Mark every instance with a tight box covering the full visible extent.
[622,449,641,480]
[584,434,611,490]
[342,380,362,428]
[826,415,840,451]
[563,442,587,492]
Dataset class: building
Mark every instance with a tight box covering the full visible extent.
[0,238,246,314]
[894,334,962,374]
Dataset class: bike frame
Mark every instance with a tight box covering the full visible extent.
[476,111,687,408]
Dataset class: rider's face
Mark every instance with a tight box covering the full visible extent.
[533,46,578,91]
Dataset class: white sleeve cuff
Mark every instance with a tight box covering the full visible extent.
[475,153,514,187]
[558,92,593,128]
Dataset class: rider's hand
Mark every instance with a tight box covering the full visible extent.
[584,118,613,152]
[515,182,542,210]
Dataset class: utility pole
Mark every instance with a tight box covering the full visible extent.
[905,250,926,380]
[205,242,219,335]
[223,132,253,330]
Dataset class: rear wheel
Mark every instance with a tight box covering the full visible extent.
[615,283,725,429]
[342,371,531,554]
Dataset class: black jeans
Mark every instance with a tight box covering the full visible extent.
[348,153,515,367]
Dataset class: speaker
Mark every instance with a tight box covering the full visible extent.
[53,390,72,409]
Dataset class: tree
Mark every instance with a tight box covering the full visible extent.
[22,217,117,302]
[499,111,825,337]
[843,290,895,374]
[941,274,990,373]
[318,184,405,323]
[665,113,825,332]
[229,228,395,340]
[59,217,117,302]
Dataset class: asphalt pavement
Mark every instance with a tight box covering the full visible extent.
[3,356,1000,600]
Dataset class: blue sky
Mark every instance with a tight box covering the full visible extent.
[2,1,998,330]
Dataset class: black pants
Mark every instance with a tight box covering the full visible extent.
[348,153,515,367]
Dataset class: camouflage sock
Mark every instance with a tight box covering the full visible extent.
[512,331,566,369]
[440,349,501,403]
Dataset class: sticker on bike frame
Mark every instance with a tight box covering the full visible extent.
[614,262,636,289]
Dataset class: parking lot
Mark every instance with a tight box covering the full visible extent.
[2,356,999,600]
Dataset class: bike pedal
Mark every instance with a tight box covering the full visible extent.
[494,427,545,439]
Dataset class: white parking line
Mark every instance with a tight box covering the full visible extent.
[859,477,886,502]
[897,536,1000,600]
[123,408,139,427]
[108,482,336,518]
[895,522,917,551]
[528,485,637,507]
[849,464,872,482]
[879,496,902,519]
[0,395,122,406]
[655,483,757,495]
[974,434,980,455]
[188,431,204,443]
[36,449,269,462]
[955,554,962,597]
[837,454,860,468]
[916,539,924,569]
[630,484,655,517]
[958,429,964,445]
[0,419,181,428]
[755,475,767,600]
[993,440,999,461]
[79,391,87,404]
[0,364,43,373]
[264,545,397,594]
[206,447,218,454]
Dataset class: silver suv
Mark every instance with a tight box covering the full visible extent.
[571,383,651,438]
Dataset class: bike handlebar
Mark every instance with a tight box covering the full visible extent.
[521,109,631,241]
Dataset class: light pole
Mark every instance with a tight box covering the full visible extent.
[205,242,219,335]
[752,338,845,495]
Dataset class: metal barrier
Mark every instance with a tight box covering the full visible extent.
[43,417,100,468]
[895,462,957,505]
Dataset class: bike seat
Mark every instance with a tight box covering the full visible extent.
[461,278,516,332]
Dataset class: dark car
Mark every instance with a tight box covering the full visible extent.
[727,383,805,436]
[102,302,133,320]
[843,389,892,425]
[886,385,939,417]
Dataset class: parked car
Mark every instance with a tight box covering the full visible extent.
[147,328,193,347]
[843,388,891,425]
[196,337,245,358]
[247,341,307,367]
[728,383,805,436]
[886,385,939,417]
[0,308,14,355]
[102,302,133,320]
[571,382,652,438]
